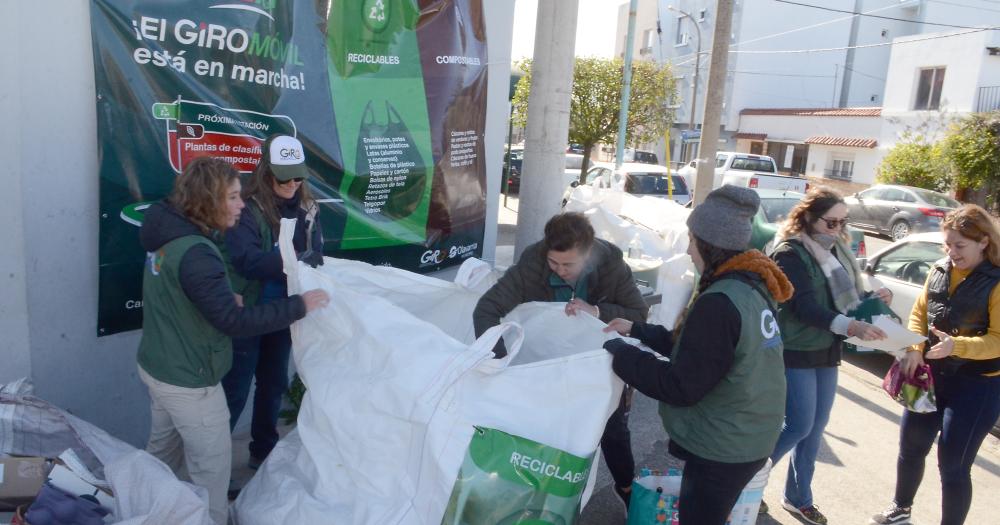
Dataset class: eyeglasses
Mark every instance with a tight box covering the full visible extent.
[819,216,849,229]
[278,177,304,185]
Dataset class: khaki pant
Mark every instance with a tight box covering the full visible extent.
[139,366,231,524]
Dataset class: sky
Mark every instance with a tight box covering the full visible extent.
[510,0,621,61]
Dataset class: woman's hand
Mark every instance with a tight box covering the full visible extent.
[233,293,244,308]
[603,318,634,336]
[848,319,887,341]
[301,289,330,312]
[900,350,925,379]
[874,287,893,306]
[925,327,955,359]
[565,298,599,318]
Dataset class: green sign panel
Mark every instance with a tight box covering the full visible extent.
[89,0,489,335]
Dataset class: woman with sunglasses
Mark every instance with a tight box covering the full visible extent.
[222,134,324,471]
[763,188,889,524]
[870,204,1000,525]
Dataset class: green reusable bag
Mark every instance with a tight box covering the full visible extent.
[348,100,428,221]
[844,295,901,352]
[441,427,594,525]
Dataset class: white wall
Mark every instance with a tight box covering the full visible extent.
[805,144,884,185]
[738,114,881,143]
[883,30,991,112]
[0,0,515,447]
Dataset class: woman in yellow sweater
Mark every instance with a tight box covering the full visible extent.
[871,204,1000,525]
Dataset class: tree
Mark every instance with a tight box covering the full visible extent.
[943,111,1000,209]
[876,133,951,193]
[511,56,676,183]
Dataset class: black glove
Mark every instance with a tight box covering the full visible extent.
[603,338,638,356]
[298,250,324,268]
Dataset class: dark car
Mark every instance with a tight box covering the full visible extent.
[845,185,959,241]
[502,148,523,193]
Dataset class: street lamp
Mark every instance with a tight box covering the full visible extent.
[667,5,702,133]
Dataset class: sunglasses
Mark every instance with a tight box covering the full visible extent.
[278,177,305,185]
[819,216,849,228]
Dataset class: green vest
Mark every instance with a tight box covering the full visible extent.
[137,235,232,388]
[221,203,271,307]
[773,241,836,352]
[659,278,786,463]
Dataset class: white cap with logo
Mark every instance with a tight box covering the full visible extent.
[268,135,309,181]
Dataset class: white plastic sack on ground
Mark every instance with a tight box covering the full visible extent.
[233,220,624,524]
[0,379,211,524]
[299,256,495,345]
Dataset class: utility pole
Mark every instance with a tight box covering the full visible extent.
[514,0,579,261]
[839,0,863,108]
[615,0,639,170]
[693,0,734,206]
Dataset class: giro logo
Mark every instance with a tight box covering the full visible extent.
[420,250,445,265]
[760,309,779,339]
[279,147,302,161]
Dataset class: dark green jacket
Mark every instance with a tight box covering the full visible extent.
[772,240,840,362]
[472,239,649,338]
[659,277,786,463]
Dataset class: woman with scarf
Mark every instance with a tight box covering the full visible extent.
[603,185,794,524]
[222,134,325,470]
[870,204,1000,525]
[764,188,889,524]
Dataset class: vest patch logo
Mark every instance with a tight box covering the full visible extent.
[760,309,779,339]
[147,250,165,276]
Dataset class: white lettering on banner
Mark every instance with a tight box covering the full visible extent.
[435,55,482,65]
[420,250,444,265]
[508,452,588,484]
[347,53,401,65]
[125,299,143,310]
[760,309,779,339]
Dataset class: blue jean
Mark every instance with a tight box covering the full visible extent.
[770,366,838,508]
[221,327,291,460]
[893,370,1000,525]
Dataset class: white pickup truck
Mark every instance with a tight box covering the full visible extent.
[678,152,808,194]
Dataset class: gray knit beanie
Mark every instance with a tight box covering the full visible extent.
[686,185,760,250]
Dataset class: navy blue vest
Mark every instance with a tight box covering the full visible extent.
[925,258,1000,376]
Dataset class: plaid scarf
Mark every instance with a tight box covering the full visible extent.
[797,232,864,314]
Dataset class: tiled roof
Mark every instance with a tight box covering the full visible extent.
[805,136,878,148]
[734,132,767,140]
[740,107,882,117]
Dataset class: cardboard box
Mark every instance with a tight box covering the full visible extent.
[0,456,49,511]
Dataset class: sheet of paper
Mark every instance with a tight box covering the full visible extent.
[845,314,926,357]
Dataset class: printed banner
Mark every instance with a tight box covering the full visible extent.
[90,0,488,335]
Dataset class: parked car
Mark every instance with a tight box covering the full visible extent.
[502,147,523,193]
[858,231,943,321]
[562,162,691,206]
[748,189,865,257]
[845,184,959,241]
[678,152,807,198]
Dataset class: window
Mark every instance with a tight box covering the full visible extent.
[698,9,707,21]
[585,167,603,184]
[872,241,942,285]
[859,188,885,200]
[913,189,960,208]
[675,17,686,45]
[881,188,907,202]
[715,154,729,168]
[828,158,854,180]
[914,67,945,110]
[643,29,655,49]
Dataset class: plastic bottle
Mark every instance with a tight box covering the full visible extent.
[627,233,643,260]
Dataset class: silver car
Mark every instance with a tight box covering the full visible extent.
[845,185,959,241]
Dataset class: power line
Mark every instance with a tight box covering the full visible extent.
[774,0,997,30]
[927,0,1000,13]
[730,27,990,54]
[841,64,885,82]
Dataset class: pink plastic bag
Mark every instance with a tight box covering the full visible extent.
[882,360,937,413]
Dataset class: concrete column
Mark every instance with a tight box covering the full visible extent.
[0,0,32,382]
[514,0,579,260]
[693,0,734,206]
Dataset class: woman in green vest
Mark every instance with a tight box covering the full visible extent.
[765,188,889,524]
[603,185,794,524]
[137,157,329,524]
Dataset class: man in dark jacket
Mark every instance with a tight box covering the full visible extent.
[472,212,649,511]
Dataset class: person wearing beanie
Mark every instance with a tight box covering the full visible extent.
[603,185,794,524]
[762,188,889,524]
